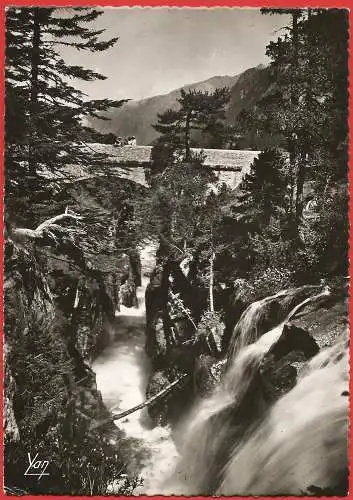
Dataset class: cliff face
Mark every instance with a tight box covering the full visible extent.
[4,238,127,494]
[3,173,144,495]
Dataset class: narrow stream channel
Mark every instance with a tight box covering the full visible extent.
[92,245,179,494]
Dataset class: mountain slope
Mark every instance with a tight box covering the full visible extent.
[90,65,270,146]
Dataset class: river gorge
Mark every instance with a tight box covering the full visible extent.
[93,244,349,496]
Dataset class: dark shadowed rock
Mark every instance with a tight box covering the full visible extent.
[227,285,326,365]
[194,354,220,397]
[259,323,320,399]
[145,313,168,366]
[268,323,320,361]
[288,294,348,350]
[146,369,191,426]
[119,278,138,308]
[145,371,170,425]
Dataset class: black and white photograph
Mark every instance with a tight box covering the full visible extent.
[3,6,349,496]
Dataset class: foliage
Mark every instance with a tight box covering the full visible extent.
[4,7,144,495]
[5,7,127,221]
[226,9,349,294]
[196,310,225,354]
[237,148,288,229]
[4,237,140,495]
[252,267,292,298]
[240,9,348,225]
[152,87,231,160]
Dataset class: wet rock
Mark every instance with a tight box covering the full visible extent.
[128,249,142,287]
[145,313,168,366]
[227,285,328,364]
[145,371,171,426]
[288,293,348,350]
[146,369,192,427]
[194,354,220,397]
[119,278,138,308]
[268,323,320,361]
[145,263,166,314]
[259,323,320,399]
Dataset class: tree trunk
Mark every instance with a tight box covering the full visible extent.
[111,373,188,421]
[291,10,300,107]
[290,10,301,230]
[185,111,191,161]
[288,149,296,217]
[295,151,307,225]
[90,373,188,430]
[209,251,215,313]
[29,8,41,176]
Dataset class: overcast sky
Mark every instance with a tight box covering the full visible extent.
[61,7,289,102]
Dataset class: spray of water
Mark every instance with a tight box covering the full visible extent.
[162,287,347,495]
[227,285,323,363]
[218,340,348,495]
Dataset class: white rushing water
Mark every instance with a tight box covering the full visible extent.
[92,243,179,494]
[218,343,349,495]
[162,289,349,496]
[93,248,348,496]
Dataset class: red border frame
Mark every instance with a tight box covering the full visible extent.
[0,3,351,500]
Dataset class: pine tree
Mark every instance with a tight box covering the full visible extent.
[5,7,127,223]
[252,9,348,227]
[237,149,288,230]
[151,87,230,174]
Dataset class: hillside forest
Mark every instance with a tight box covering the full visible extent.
[4,7,349,496]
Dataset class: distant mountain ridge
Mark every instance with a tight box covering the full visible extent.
[90,64,271,146]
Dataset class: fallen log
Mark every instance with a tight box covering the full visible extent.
[89,373,188,431]
[112,373,189,421]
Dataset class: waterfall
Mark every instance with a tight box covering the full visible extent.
[227,285,323,363]
[162,286,348,495]
[218,340,348,495]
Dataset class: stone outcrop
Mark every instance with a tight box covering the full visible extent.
[144,257,212,423]
[4,238,123,493]
[259,323,320,400]
[226,285,328,365]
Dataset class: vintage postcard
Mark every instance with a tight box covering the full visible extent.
[3,4,350,496]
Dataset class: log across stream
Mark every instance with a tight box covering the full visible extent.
[92,245,180,494]
[92,244,348,495]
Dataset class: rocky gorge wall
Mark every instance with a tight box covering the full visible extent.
[143,252,349,461]
[3,175,144,495]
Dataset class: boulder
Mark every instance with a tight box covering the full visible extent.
[119,278,138,308]
[145,371,173,426]
[288,294,348,350]
[146,369,192,427]
[194,354,220,397]
[227,285,328,365]
[145,313,168,366]
[259,323,320,399]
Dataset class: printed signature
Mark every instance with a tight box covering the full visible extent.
[24,452,50,479]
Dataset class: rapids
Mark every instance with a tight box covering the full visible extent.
[93,243,179,494]
[161,287,349,496]
[218,344,349,495]
[93,244,348,496]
